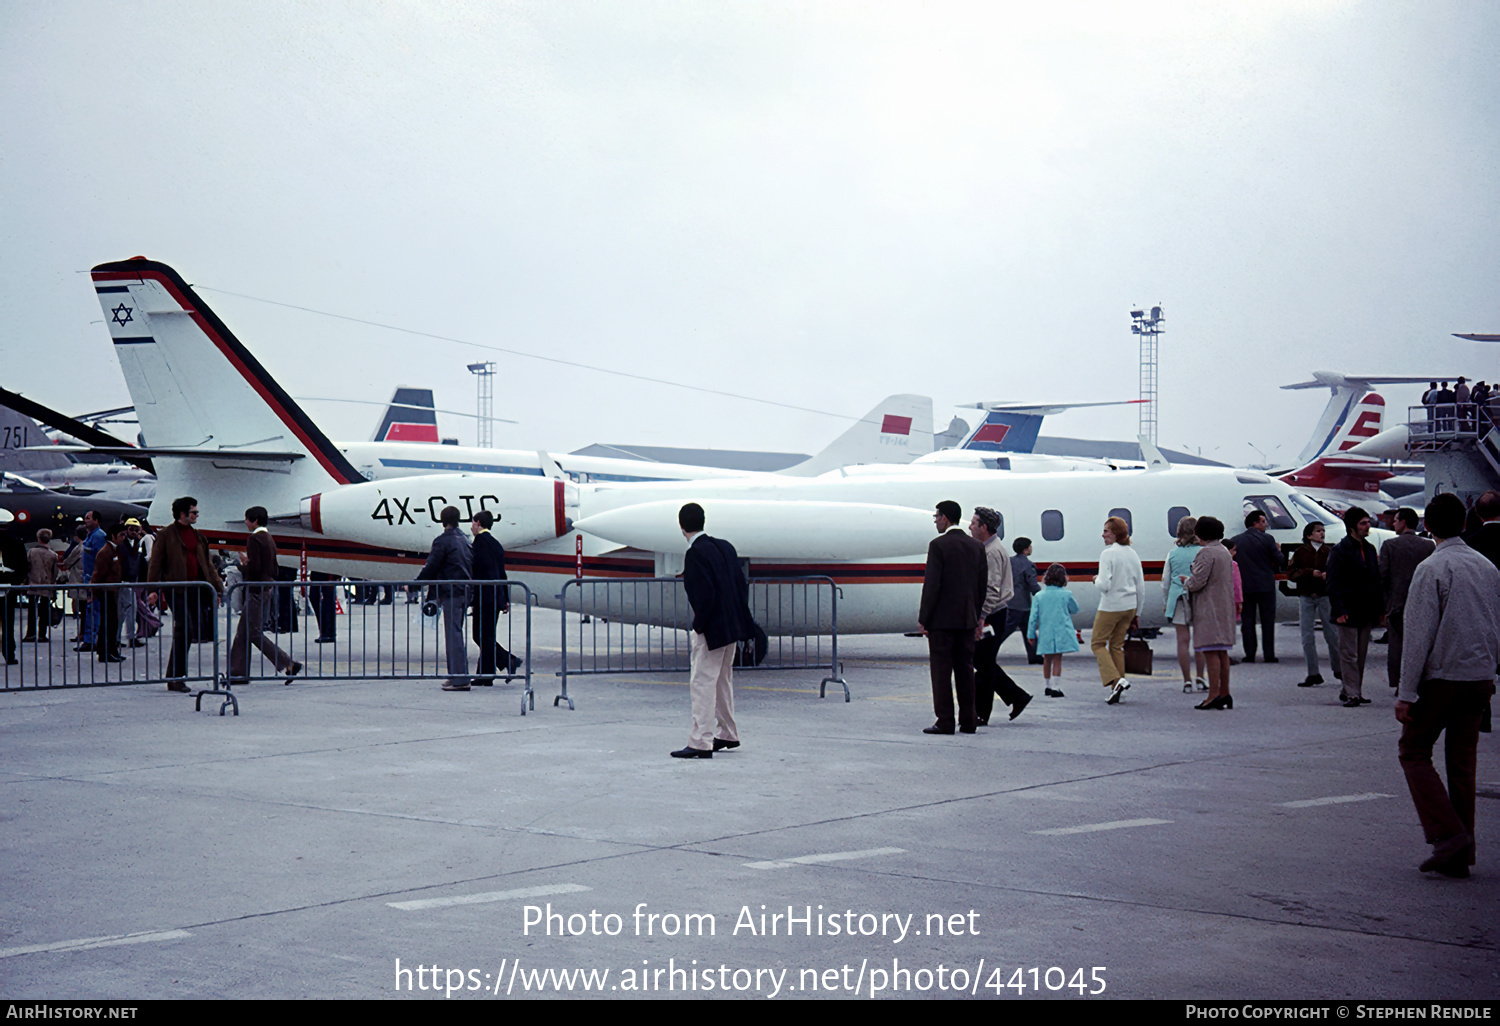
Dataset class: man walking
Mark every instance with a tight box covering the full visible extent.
[673,502,757,759]
[919,500,987,735]
[228,506,299,685]
[1326,505,1382,707]
[1289,521,1341,687]
[416,505,472,692]
[469,510,520,686]
[970,507,1031,725]
[1395,492,1500,878]
[1380,507,1434,692]
[1233,510,1287,662]
[146,497,224,691]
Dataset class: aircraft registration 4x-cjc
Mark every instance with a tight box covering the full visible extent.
[86,256,1362,633]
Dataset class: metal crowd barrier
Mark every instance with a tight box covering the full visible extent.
[555,575,848,708]
[1,581,226,711]
[221,578,537,714]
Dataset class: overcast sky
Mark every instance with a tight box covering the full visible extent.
[3,1,1497,467]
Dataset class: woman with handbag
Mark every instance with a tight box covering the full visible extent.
[1181,516,1237,709]
[1092,516,1146,705]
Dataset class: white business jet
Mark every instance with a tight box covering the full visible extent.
[89,257,1347,632]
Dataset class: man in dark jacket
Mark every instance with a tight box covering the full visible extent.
[1289,521,1341,687]
[1326,506,1383,707]
[228,506,298,685]
[415,505,473,692]
[1233,510,1288,663]
[1379,507,1434,692]
[88,523,128,662]
[1464,491,1500,570]
[674,502,756,759]
[469,510,519,686]
[919,499,988,735]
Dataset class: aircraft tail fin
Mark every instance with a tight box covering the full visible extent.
[372,388,440,443]
[91,258,361,523]
[0,404,72,475]
[780,395,933,476]
[1277,392,1390,493]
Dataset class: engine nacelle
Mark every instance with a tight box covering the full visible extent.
[301,474,576,554]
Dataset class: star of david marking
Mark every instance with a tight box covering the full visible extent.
[110,303,134,326]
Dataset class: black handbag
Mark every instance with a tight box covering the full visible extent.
[1123,628,1153,676]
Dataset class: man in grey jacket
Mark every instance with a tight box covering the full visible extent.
[416,505,473,692]
[1396,493,1500,879]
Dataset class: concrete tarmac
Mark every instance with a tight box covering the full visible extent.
[1,615,1496,1000]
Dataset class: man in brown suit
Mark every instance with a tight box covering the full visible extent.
[919,499,988,735]
[228,506,300,685]
[146,496,224,691]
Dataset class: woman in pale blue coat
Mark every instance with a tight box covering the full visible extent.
[1028,563,1080,698]
[1163,515,1207,693]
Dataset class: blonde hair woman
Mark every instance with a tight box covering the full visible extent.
[1093,516,1145,705]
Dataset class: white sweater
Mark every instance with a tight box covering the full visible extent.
[1094,543,1146,614]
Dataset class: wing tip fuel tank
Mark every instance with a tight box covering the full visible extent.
[573,499,935,560]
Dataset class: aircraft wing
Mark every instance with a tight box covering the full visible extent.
[0,387,153,473]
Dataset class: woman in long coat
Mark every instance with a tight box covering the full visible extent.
[1181,515,1237,709]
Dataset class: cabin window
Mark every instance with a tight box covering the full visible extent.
[1167,506,1191,536]
[1242,495,1296,531]
[1108,507,1133,536]
[1041,509,1064,541]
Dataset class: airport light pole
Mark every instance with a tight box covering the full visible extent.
[468,361,496,448]
[1130,305,1164,446]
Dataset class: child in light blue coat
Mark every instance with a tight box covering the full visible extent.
[1028,563,1080,697]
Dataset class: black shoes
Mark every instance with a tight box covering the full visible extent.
[1045,687,1064,698]
[441,682,471,692]
[712,738,740,751]
[1298,674,1324,687]
[922,724,955,735]
[1420,834,1474,878]
[1263,656,1279,663]
[97,653,124,663]
[315,636,336,644]
[1009,693,1032,721]
[670,746,713,759]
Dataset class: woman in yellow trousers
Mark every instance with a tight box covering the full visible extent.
[1092,516,1145,705]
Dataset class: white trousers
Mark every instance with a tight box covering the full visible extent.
[688,631,739,752]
